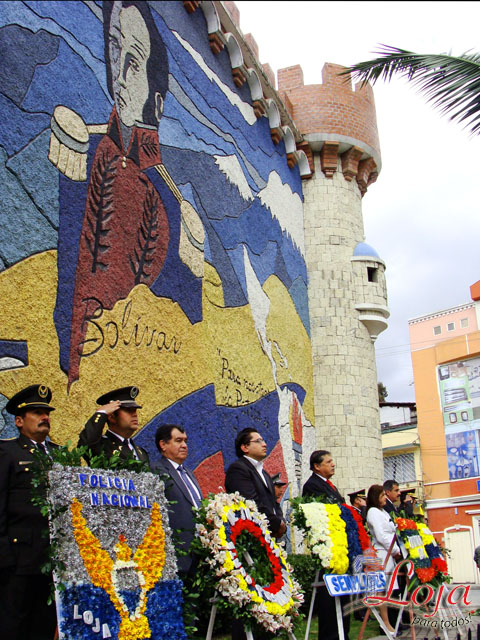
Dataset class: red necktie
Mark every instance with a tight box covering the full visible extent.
[327,479,337,491]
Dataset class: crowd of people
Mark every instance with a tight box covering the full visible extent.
[0,383,414,640]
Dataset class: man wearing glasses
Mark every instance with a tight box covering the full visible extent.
[225,428,286,538]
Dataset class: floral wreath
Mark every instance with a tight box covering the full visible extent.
[40,458,186,640]
[295,501,350,574]
[395,517,449,586]
[195,492,303,633]
[292,499,377,575]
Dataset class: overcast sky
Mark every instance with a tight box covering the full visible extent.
[235,1,480,401]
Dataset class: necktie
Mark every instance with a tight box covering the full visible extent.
[36,442,48,456]
[178,465,201,507]
[121,438,137,459]
[326,479,337,491]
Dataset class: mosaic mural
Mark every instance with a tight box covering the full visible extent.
[0,1,314,496]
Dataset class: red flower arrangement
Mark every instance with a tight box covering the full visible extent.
[396,518,417,531]
[343,505,371,551]
[432,557,448,574]
[230,519,284,594]
[415,566,436,583]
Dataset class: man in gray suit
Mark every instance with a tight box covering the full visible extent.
[155,424,203,581]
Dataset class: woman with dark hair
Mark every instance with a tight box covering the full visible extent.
[366,484,401,635]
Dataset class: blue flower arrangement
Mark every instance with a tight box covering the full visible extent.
[340,504,363,571]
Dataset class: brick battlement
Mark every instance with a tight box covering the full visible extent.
[278,63,381,161]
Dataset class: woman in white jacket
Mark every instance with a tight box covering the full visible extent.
[366,484,402,634]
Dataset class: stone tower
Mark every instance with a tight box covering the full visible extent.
[278,63,389,495]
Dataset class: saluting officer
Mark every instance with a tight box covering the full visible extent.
[78,386,149,465]
[0,384,58,640]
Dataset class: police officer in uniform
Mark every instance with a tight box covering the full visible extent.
[348,489,367,524]
[0,384,58,639]
[78,386,149,465]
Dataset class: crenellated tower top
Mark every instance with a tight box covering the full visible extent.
[278,63,381,194]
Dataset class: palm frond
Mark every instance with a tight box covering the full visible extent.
[346,45,480,134]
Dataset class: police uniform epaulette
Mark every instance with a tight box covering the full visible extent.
[0,437,17,441]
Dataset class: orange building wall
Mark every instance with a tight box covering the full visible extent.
[412,329,480,530]
[411,347,449,499]
[428,504,477,544]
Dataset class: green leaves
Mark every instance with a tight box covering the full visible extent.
[348,44,480,134]
[87,449,150,473]
[233,530,275,585]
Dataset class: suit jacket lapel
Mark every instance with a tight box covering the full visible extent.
[242,457,273,496]
[134,445,147,463]
[262,470,275,496]
[162,457,196,506]
[106,431,124,456]
[18,433,36,457]
[315,475,341,501]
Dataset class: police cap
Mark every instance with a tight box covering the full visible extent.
[348,489,366,504]
[96,386,142,409]
[5,384,55,415]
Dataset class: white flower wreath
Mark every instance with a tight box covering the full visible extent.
[195,492,303,633]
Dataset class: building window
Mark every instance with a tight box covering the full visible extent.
[384,452,416,483]
[461,317,469,328]
[433,326,441,335]
[447,322,455,331]
[367,267,378,283]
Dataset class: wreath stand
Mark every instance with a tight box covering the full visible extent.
[303,537,412,640]
[205,550,297,640]
[357,536,411,640]
[418,583,468,640]
[304,570,348,640]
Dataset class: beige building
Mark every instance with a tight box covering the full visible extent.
[380,402,424,502]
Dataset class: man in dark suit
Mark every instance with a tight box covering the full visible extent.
[225,428,286,640]
[78,386,149,465]
[0,384,58,639]
[225,428,286,538]
[303,449,345,503]
[302,450,350,640]
[382,479,409,630]
[383,479,400,515]
[155,423,203,581]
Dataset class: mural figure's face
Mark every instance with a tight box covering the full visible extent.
[109,3,151,127]
[15,408,51,442]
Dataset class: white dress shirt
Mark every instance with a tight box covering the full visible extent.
[169,459,202,504]
[244,455,268,486]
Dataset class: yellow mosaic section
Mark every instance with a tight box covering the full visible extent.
[0,254,313,442]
